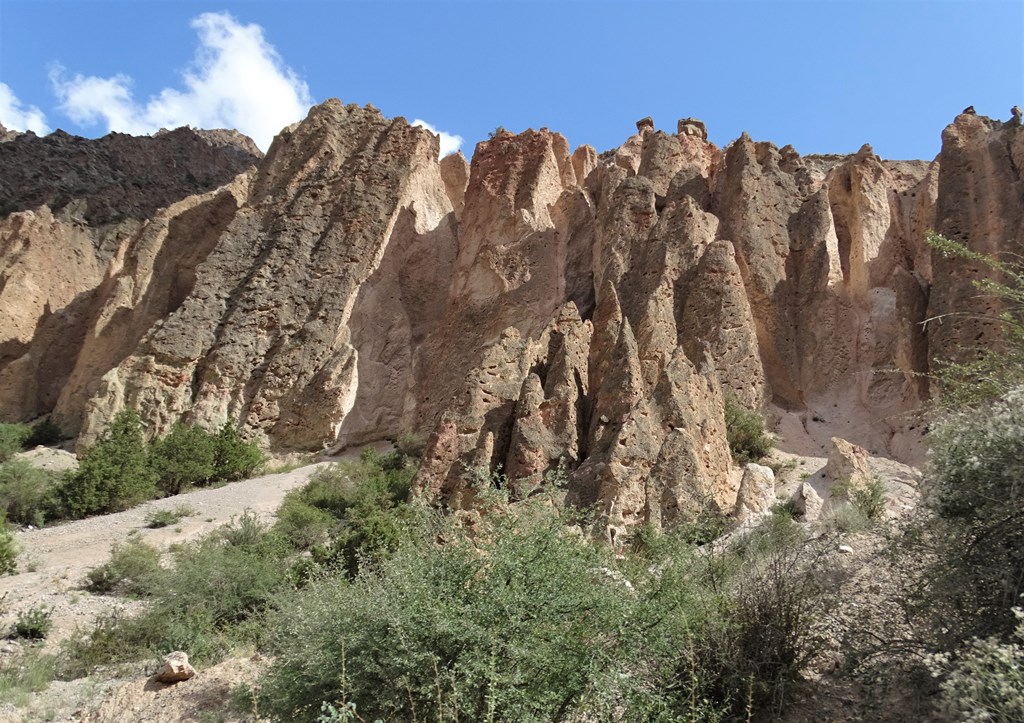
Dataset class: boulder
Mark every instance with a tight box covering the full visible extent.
[825,437,873,488]
[733,463,777,523]
[151,651,196,684]
[791,481,824,521]
[677,117,707,140]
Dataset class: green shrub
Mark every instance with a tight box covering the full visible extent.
[67,519,290,672]
[831,477,886,523]
[293,464,362,519]
[53,414,261,520]
[0,651,56,707]
[926,604,1024,723]
[257,508,636,723]
[724,395,773,464]
[217,510,274,549]
[12,605,53,640]
[0,459,58,527]
[274,495,336,551]
[144,504,195,529]
[150,422,216,495]
[326,501,423,577]
[288,453,417,576]
[24,418,63,447]
[822,500,870,535]
[918,387,1024,642]
[0,514,15,575]
[0,423,30,463]
[256,502,825,723]
[85,537,162,596]
[212,422,264,482]
[851,480,886,521]
[159,531,287,628]
[56,410,157,518]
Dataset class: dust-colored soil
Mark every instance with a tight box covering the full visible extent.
[80,656,269,723]
[1,461,323,653]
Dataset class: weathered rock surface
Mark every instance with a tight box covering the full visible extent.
[734,463,777,524]
[791,481,824,522]
[0,126,261,423]
[151,651,196,684]
[825,436,874,488]
[2,105,1019,534]
[78,101,455,449]
[928,111,1024,366]
[0,126,260,225]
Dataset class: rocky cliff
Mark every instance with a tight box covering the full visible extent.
[0,126,261,424]
[2,103,1021,531]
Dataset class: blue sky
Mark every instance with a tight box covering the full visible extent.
[1,0,1021,159]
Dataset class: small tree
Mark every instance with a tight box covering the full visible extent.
[212,422,264,481]
[57,410,157,517]
[150,422,217,495]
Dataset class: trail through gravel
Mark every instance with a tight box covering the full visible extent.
[0,445,382,652]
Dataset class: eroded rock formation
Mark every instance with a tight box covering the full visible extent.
[0,126,261,423]
[3,102,1022,534]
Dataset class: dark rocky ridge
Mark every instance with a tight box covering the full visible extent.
[0,126,261,225]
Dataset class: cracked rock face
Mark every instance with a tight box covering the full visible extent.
[3,102,1021,534]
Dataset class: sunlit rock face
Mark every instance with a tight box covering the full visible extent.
[6,103,1022,534]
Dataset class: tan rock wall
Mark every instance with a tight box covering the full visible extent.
[5,104,1020,536]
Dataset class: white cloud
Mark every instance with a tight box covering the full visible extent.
[412,118,463,157]
[50,12,312,150]
[0,83,49,134]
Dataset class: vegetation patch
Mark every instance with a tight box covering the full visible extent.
[0,424,31,463]
[52,412,264,521]
[144,504,195,529]
[12,605,53,640]
[0,459,61,527]
[55,410,157,518]
[85,537,162,596]
[0,652,56,708]
[724,394,773,464]
[0,514,16,575]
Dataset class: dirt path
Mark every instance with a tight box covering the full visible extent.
[0,451,384,723]
[0,444,384,654]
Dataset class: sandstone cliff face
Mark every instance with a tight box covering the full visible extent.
[0,126,261,423]
[76,101,456,450]
[928,112,1024,366]
[408,117,935,529]
[4,103,1020,534]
